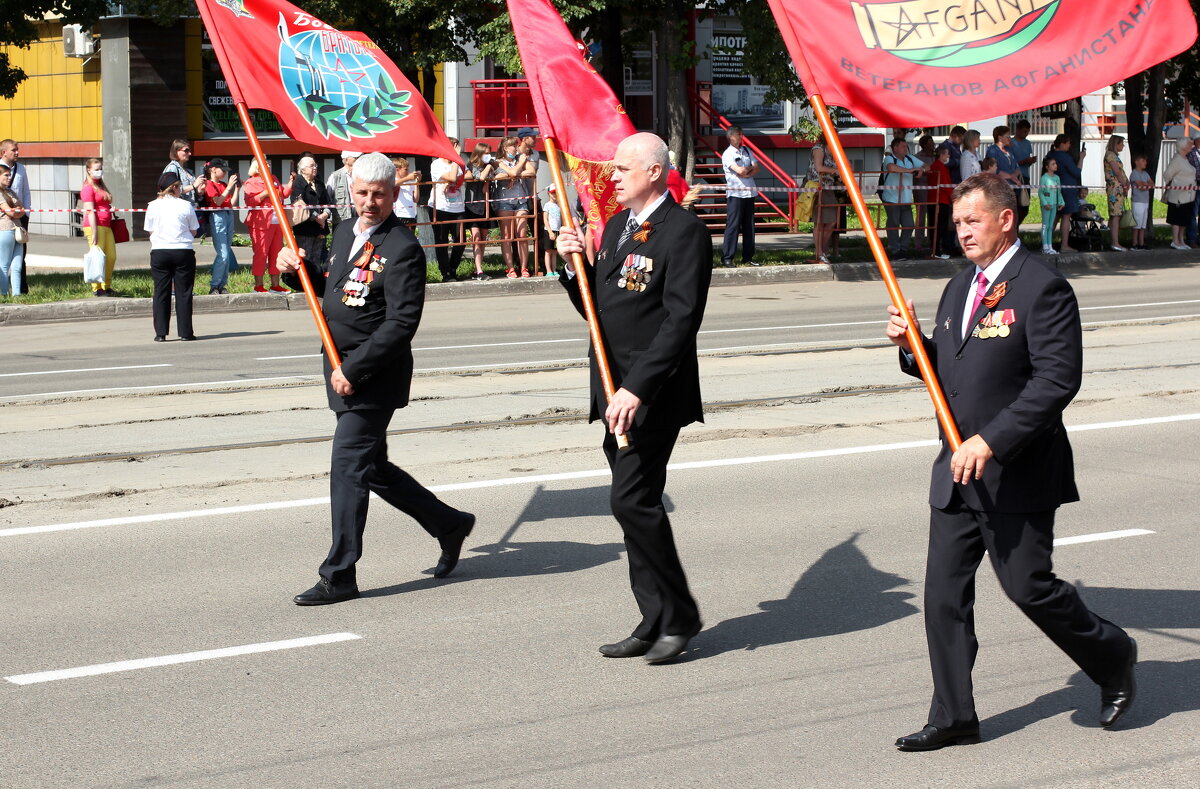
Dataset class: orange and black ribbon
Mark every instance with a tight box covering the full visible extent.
[632,221,653,244]
[982,281,1006,309]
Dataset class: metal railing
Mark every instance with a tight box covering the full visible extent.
[470,79,537,138]
[691,89,797,229]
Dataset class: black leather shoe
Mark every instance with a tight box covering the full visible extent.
[433,512,475,578]
[153,336,165,342]
[644,622,702,664]
[1100,638,1137,727]
[293,577,359,606]
[895,724,980,751]
[180,335,196,341]
[599,636,653,658]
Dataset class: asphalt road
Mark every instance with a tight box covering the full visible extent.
[2,262,1198,788]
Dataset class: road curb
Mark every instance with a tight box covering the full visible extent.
[1,250,1195,325]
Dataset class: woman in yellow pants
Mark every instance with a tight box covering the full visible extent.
[81,157,117,295]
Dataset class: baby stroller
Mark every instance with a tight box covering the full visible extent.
[1069,210,1105,252]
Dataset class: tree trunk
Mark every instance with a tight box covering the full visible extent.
[661,17,687,172]
[598,9,624,105]
[1064,98,1082,157]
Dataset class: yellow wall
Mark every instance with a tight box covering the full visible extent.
[1,21,102,142]
[419,63,446,125]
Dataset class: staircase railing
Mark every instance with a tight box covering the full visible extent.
[691,89,797,230]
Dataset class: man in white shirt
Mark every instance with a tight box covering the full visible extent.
[720,126,760,267]
[1,140,31,293]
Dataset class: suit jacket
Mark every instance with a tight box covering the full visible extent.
[561,195,712,430]
[902,246,1081,512]
[298,214,426,413]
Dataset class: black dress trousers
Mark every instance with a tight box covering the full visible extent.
[150,248,196,338]
[924,501,1132,728]
[603,424,700,641]
[321,408,465,585]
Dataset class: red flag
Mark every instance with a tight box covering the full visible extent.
[766,0,1198,128]
[506,0,637,241]
[194,0,459,162]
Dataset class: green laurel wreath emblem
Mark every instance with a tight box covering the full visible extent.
[298,74,412,141]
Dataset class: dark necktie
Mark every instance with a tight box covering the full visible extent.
[617,215,638,249]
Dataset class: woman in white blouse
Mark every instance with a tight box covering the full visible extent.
[959,129,983,181]
[144,172,200,342]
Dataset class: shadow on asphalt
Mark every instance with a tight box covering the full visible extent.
[980,657,1200,739]
[191,330,285,340]
[681,532,918,661]
[362,484,652,597]
[977,584,1200,739]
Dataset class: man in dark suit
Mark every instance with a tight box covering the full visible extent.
[556,132,711,664]
[277,152,475,606]
[885,173,1137,750]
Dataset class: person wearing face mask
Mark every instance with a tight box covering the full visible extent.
[81,158,118,296]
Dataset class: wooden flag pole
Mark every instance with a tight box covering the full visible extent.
[543,136,629,450]
[807,94,963,450]
[235,102,341,369]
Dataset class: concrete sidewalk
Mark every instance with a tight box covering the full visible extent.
[5,231,1197,326]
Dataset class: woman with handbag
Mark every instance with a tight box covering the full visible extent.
[144,172,199,342]
[81,157,118,296]
[0,162,26,296]
[288,156,331,276]
[1103,135,1131,251]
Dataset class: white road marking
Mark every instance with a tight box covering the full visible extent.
[418,357,585,373]
[1053,528,1154,546]
[0,364,172,378]
[5,412,1195,539]
[1079,299,1200,311]
[4,633,361,686]
[0,375,317,401]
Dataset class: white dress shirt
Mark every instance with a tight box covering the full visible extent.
[961,240,1020,338]
[349,218,385,261]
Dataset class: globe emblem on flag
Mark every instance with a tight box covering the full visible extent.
[276,15,412,141]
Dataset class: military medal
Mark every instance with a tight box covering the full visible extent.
[616,254,654,293]
[341,241,375,308]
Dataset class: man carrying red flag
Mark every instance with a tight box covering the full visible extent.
[556,133,711,664]
[885,174,1136,749]
[278,153,475,605]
